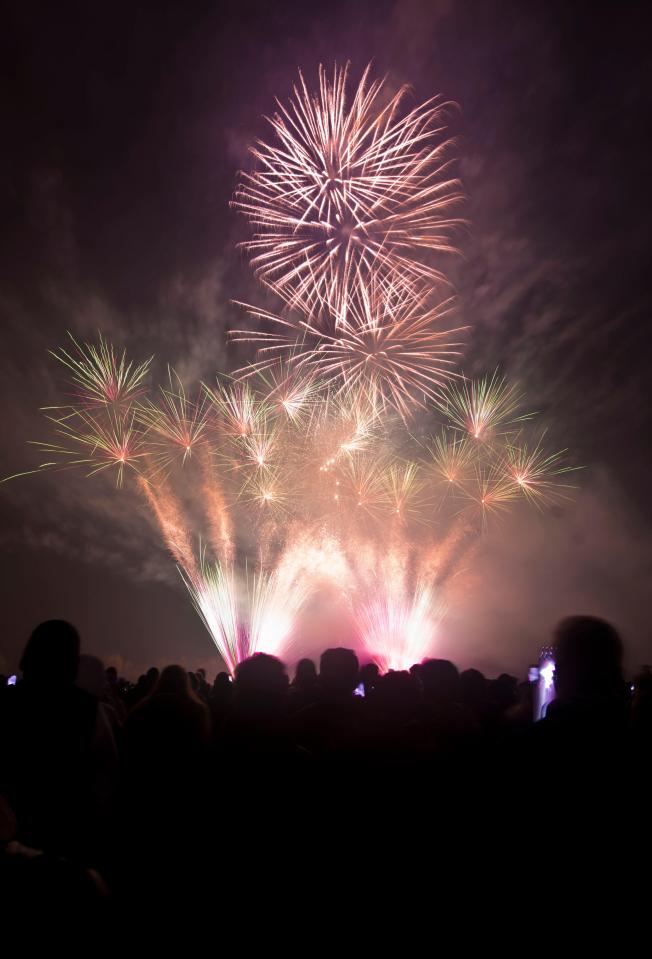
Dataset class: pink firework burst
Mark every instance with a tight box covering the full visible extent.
[232,62,464,317]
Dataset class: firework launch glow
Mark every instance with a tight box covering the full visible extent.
[10,64,577,672]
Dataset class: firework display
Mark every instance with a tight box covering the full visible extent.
[11,64,576,672]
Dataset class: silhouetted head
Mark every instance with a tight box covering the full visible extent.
[492,673,518,712]
[106,666,118,684]
[319,648,359,698]
[77,654,106,699]
[459,668,487,707]
[146,666,160,687]
[20,620,80,686]
[294,658,317,686]
[359,662,380,689]
[553,616,624,703]
[213,671,232,692]
[155,665,192,698]
[234,653,288,712]
[420,659,460,705]
[374,670,417,712]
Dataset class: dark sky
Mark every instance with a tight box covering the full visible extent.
[1,0,651,677]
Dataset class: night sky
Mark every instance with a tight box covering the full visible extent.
[2,0,651,678]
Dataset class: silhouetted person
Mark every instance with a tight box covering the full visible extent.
[289,658,319,711]
[490,673,519,718]
[208,671,233,733]
[363,670,421,758]
[124,665,210,787]
[553,616,625,707]
[294,648,363,755]
[120,665,211,904]
[0,793,108,923]
[632,665,652,738]
[359,662,380,699]
[459,668,488,715]
[0,620,99,861]
[524,617,633,811]
[228,653,289,730]
[104,665,127,724]
[417,659,477,752]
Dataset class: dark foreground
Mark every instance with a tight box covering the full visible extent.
[1,615,650,930]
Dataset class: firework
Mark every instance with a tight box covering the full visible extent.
[248,562,310,659]
[136,369,209,473]
[232,63,463,316]
[203,379,263,438]
[466,463,519,520]
[231,281,465,418]
[12,62,580,675]
[13,330,576,671]
[504,434,577,507]
[49,332,152,408]
[181,556,244,673]
[255,361,320,425]
[350,546,441,672]
[181,550,311,670]
[433,371,530,441]
[426,430,476,488]
[32,407,145,487]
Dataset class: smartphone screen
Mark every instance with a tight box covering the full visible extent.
[535,655,556,720]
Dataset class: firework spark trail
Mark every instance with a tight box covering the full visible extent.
[344,542,442,672]
[248,562,310,660]
[198,449,234,564]
[419,517,481,590]
[232,62,463,316]
[137,475,198,577]
[180,556,243,673]
[231,281,466,419]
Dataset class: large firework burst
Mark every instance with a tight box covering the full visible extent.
[232,62,463,316]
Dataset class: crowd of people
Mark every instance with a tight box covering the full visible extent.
[1,615,650,919]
